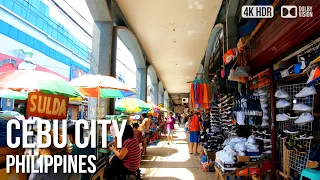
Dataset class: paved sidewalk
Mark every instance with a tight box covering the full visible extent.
[139,124,215,180]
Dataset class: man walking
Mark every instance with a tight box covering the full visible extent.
[188,110,203,155]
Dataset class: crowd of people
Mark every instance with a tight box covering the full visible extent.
[26,111,205,180]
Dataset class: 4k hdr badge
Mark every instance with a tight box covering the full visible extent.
[26,92,69,119]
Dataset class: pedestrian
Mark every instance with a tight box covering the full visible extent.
[139,113,151,155]
[166,112,175,145]
[188,110,203,155]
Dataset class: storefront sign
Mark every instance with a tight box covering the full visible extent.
[26,92,69,119]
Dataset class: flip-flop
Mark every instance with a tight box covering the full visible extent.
[189,152,193,154]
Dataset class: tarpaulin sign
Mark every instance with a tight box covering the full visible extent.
[26,92,69,119]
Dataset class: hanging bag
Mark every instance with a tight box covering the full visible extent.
[234,52,251,77]
[228,55,246,83]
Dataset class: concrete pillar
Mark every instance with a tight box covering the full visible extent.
[136,68,147,101]
[158,92,164,105]
[226,0,240,49]
[151,84,158,105]
[88,21,114,119]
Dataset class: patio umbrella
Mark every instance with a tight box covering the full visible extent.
[70,74,135,98]
[0,89,28,100]
[115,98,152,113]
[0,70,81,98]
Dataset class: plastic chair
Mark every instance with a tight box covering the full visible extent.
[300,168,320,180]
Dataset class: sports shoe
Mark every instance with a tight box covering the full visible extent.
[262,115,269,120]
[263,134,271,140]
[294,113,314,124]
[292,103,313,112]
[238,151,246,156]
[277,131,287,139]
[264,144,272,148]
[261,120,269,127]
[283,125,299,134]
[275,89,289,98]
[261,102,268,108]
[263,149,272,154]
[276,99,291,108]
[307,67,320,86]
[252,126,258,133]
[262,108,268,114]
[283,111,299,119]
[260,96,267,102]
[262,129,271,135]
[276,113,289,121]
[258,90,267,96]
[295,86,317,98]
[293,143,307,154]
[295,131,314,140]
[285,140,295,151]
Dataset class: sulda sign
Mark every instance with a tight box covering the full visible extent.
[26,92,69,119]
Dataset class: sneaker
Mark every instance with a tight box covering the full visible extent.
[261,120,269,127]
[307,67,320,86]
[262,115,269,120]
[260,96,268,102]
[261,102,268,108]
[276,99,291,108]
[295,86,317,98]
[294,143,307,154]
[258,90,267,96]
[262,108,268,114]
[283,111,299,119]
[285,140,295,151]
[263,135,271,141]
[276,113,289,122]
[283,125,299,134]
[292,103,313,112]
[252,126,258,133]
[295,131,314,140]
[275,89,289,99]
[294,113,314,124]
[277,131,287,139]
[238,151,246,156]
[263,149,272,154]
[262,129,271,135]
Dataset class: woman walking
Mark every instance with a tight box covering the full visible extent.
[166,112,175,145]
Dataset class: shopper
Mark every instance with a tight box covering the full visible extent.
[166,112,175,145]
[67,125,96,180]
[139,113,151,155]
[105,125,141,180]
[188,110,203,155]
[133,123,143,145]
[29,128,81,180]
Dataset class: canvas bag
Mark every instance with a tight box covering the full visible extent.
[234,51,250,77]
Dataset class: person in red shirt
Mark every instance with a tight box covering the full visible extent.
[188,110,203,155]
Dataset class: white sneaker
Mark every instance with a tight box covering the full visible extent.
[275,89,289,98]
[276,113,289,121]
[261,120,269,127]
[263,115,269,120]
[292,103,313,112]
[247,135,256,144]
[261,102,268,108]
[246,144,258,150]
[295,86,317,98]
[276,99,291,108]
[260,96,267,102]
[238,151,246,156]
[258,90,267,96]
[294,113,314,124]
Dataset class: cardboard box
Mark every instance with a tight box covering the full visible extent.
[249,168,260,175]
[236,168,249,175]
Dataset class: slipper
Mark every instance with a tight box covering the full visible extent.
[189,152,193,154]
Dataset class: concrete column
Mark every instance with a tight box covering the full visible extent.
[136,68,147,101]
[151,84,158,105]
[158,92,164,105]
[226,0,240,50]
[88,21,114,120]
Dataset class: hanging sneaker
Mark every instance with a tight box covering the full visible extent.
[276,99,291,108]
[263,148,272,154]
[264,143,272,148]
[295,86,317,98]
[285,140,295,151]
[260,96,268,102]
[262,108,268,114]
[295,131,314,140]
[294,113,314,124]
[261,102,268,108]
[293,143,307,154]
[252,126,258,133]
[307,67,320,86]
[275,89,289,99]
[262,129,271,135]
[283,111,299,119]
[276,113,289,122]
[292,103,313,112]
[283,125,299,134]
[277,131,287,139]
[262,115,269,120]
[258,90,267,96]
[261,120,269,127]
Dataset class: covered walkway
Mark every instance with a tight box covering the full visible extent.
[139,125,214,179]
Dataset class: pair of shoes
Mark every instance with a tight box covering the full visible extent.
[275,86,317,98]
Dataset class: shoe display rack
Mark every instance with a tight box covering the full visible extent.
[218,95,236,136]
[276,83,314,173]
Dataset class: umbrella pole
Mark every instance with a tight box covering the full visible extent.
[96,87,100,158]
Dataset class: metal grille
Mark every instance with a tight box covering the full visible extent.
[277,83,313,173]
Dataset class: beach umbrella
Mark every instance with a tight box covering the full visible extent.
[115,98,152,113]
[0,89,28,100]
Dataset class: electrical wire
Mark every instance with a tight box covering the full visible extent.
[61,0,93,27]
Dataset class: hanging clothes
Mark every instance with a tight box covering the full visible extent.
[198,83,203,104]
[194,82,198,103]
[190,83,195,103]
[203,83,208,104]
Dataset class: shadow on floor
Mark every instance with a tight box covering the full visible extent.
[142,147,178,157]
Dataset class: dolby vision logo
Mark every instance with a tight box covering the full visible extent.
[281,5,297,18]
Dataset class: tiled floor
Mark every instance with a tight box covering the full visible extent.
[139,125,215,180]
